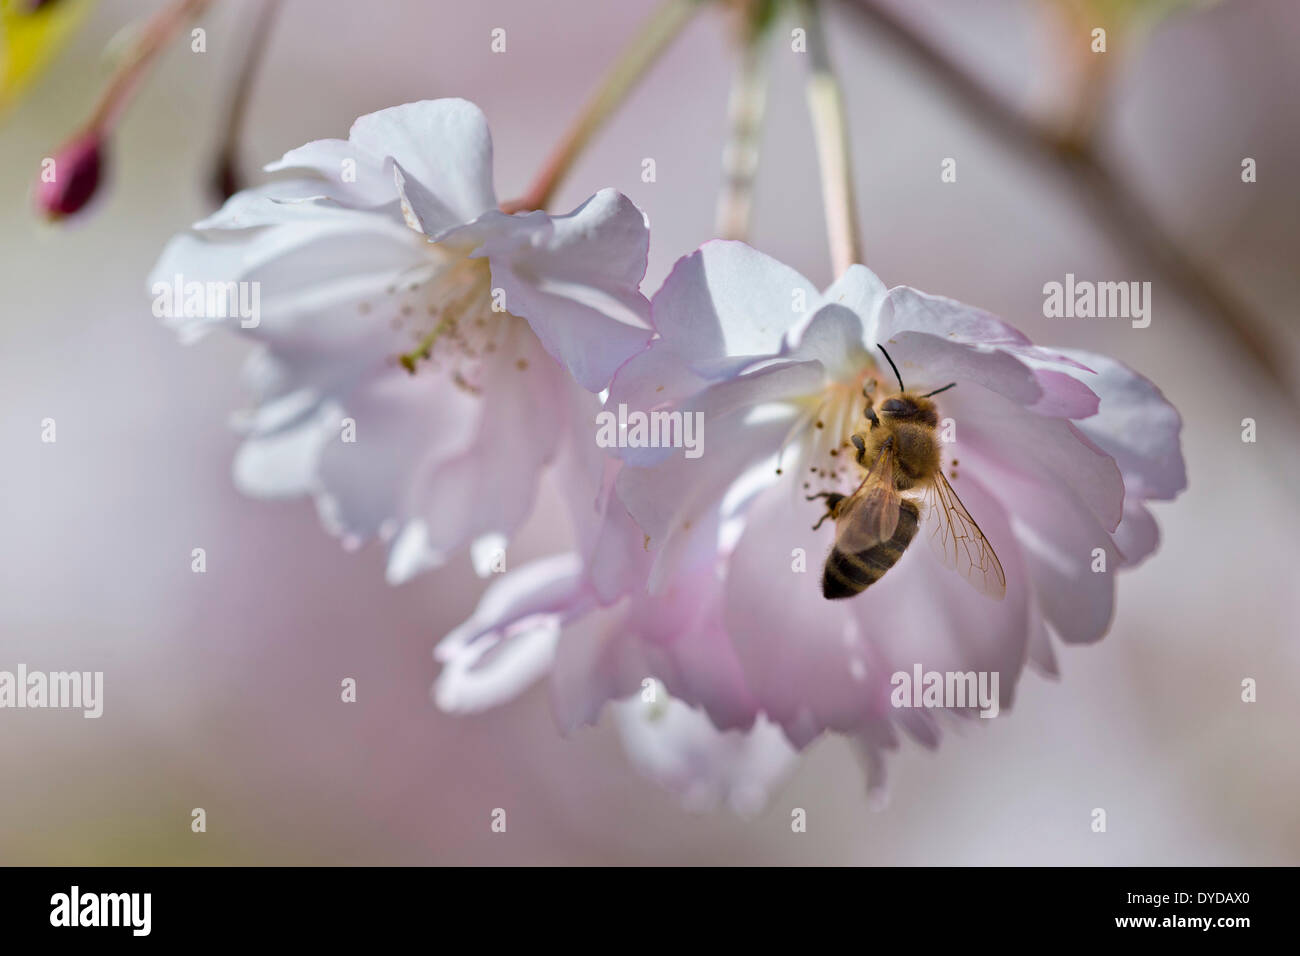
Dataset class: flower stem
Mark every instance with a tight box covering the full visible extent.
[86,0,212,134]
[210,0,283,202]
[800,0,863,275]
[715,9,772,240]
[503,0,702,214]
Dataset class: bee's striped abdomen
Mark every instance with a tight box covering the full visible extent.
[822,499,920,600]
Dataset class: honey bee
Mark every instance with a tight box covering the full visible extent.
[809,345,1006,601]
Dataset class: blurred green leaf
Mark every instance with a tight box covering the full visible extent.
[1054,0,1219,30]
[0,0,95,115]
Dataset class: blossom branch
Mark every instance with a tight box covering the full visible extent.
[715,6,773,240]
[503,0,702,214]
[801,0,864,275]
[839,0,1298,411]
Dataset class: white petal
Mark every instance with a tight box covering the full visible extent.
[265,138,394,208]
[192,180,341,230]
[615,410,792,592]
[549,601,646,733]
[266,99,498,229]
[232,405,332,498]
[613,695,799,817]
[470,533,509,578]
[651,240,818,373]
[349,99,497,232]
[468,191,653,392]
[977,453,1122,645]
[1059,350,1187,501]
[313,366,481,543]
[943,383,1125,532]
[434,552,592,713]
[434,621,557,713]
[724,472,1030,743]
[405,326,567,562]
[1112,499,1161,568]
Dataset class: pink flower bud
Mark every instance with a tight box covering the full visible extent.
[36,130,106,221]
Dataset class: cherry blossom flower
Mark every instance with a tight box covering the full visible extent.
[433,386,800,812]
[435,239,1185,807]
[150,98,653,583]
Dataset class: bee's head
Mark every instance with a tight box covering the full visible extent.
[873,344,954,428]
[879,392,939,427]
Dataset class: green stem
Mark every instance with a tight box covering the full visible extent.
[211,0,283,201]
[503,0,702,213]
[86,0,212,133]
[801,0,863,274]
[715,15,771,239]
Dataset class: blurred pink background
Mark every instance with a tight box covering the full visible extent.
[1,0,1298,864]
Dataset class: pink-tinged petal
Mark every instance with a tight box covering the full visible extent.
[435,552,588,661]
[651,240,818,372]
[605,340,713,421]
[611,358,817,477]
[845,470,1031,701]
[943,383,1125,532]
[877,288,1105,414]
[553,388,652,602]
[616,411,793,592]
[1113,499,1161,568]
[638,614,760,733]
[624,523,760,731]
[464,191,653,392]
[974,453,1122,645]
[549,601,646,734]
[312,368,480,542]
[725,470,1030,745]
[434,622,557,714]
[433,553,588,712]
[603,342,759,470]
[231,401,334,498]
[484,261,652,394]
[878,285,1034,349]
[1059,349,1187,501]
[1024,368,1101,419]
[612,697,798,817]
[722,478,884,743]
[401,326,568,571]
[851,722,900,810]
[1025,592,1060,678]
[879,329,1043,405]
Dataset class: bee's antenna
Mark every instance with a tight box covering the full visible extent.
[876,344,905,392]
[921,382,957,399]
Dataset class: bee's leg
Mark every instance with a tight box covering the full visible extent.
[862,385,880,428]
[852,432,891,467]
[850,433,868,466]
[806,491,845,530]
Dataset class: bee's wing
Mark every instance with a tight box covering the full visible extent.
[924,470,1007,600]
[834,440,902,553]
